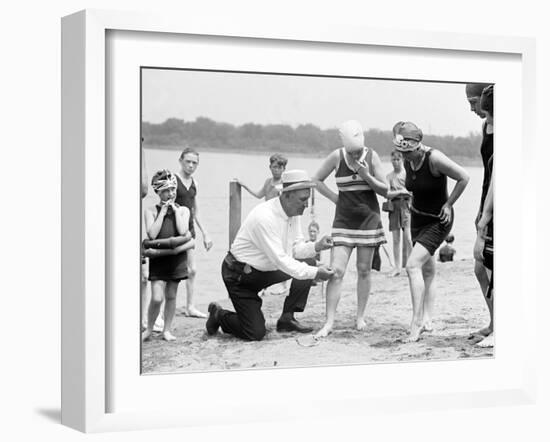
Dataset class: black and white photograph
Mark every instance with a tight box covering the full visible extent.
[139,68,495,374]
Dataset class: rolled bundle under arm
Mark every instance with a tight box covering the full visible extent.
[142,239,195,258]
[142,234,190,249]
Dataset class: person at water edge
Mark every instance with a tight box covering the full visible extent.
[142,170,195,342]
[174,147,213,318]
[205,170,335,341]
[236,153,288,201]
[384,148,413,276]
[472,84,494,348]
[438,233,456,263]
[465,82,494,339]
[312,120,388,338]
[394,121,470,342]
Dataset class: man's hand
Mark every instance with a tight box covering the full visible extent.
[315,265,335,281]
[315,235,334,252]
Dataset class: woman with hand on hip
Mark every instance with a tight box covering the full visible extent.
[393,121,469,342]
[313,120,388,338]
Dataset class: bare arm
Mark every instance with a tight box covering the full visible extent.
[354,150,388,196]
[430,150,470,226]
[174,205,190,236]
[144,205,168,240]
[192,198,213,251]
[477,163,494,234]
[236,178,268,199]
[431,150,470,207]
[312,150,339,204]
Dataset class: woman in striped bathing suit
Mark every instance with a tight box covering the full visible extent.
[393,121,470,342]
[313,120,388,338]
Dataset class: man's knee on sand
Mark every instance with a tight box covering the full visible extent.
[244,323,266,341]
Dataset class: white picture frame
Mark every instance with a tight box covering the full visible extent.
[61,9,537,433]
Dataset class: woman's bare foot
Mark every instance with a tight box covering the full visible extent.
[314,324,333,339]
[389,267,401,277]
[476,325,492,336]
[162,331,177,341]
[142,329,153,342]
[356,318,367,331]
[422,320,433,332]
[476,333,494,348]
[153,317,164,332]
[468,325,492,340]
[185,306,207,318]
[405,323,424,343]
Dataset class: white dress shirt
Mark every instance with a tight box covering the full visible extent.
[230,198,318,280]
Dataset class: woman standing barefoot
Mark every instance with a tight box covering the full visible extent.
[393,121,470,342]
[313,120,387,338]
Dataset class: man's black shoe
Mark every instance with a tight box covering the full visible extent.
[276,318,313,334]
[206,302,222,335]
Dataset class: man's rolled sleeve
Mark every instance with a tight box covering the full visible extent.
[251,221,317,280]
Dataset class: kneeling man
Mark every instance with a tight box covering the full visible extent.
[206,170,334,341]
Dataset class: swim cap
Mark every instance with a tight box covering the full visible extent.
[339,120,365,151]
[151,169,177,193]
[465,83,492,98]
[393,121,423,151]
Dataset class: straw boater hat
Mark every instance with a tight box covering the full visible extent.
[281,169,316,193]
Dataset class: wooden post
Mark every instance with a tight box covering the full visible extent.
[229,180,242,248]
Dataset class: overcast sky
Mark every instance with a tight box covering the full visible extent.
[142,68,483,137]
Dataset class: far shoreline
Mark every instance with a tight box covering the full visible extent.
[144,144,483,168]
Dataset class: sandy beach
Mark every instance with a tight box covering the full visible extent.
[142,258,493,374]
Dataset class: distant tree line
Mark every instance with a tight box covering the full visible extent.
[142,117,482,161]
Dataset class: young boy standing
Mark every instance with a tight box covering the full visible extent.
[175,148,213,318]
[385,150,413,276]
[237,153,288,201]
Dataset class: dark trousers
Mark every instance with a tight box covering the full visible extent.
[218,253,313,341]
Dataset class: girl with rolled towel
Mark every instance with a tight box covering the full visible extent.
[142,170,195,342]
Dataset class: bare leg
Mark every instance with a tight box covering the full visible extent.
[356,246,375,330]
[184,249,206,318]
[404,243,432,342]
[402,227,413,267]
[314,246,353,338]
[474,259,492,336]
[391,230,402,276]
[142,280,165,341]
[140,261,148,330]
[162,281,179,341]
[421,256,436,332]
[153,300,165,332]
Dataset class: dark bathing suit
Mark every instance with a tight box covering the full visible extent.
[405,148,453,256]
[148,205,189,282]
[175,174,196,238]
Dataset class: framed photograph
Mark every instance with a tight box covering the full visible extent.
[61,9,536,433]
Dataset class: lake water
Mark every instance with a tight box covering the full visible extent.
[143,148,483,303]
